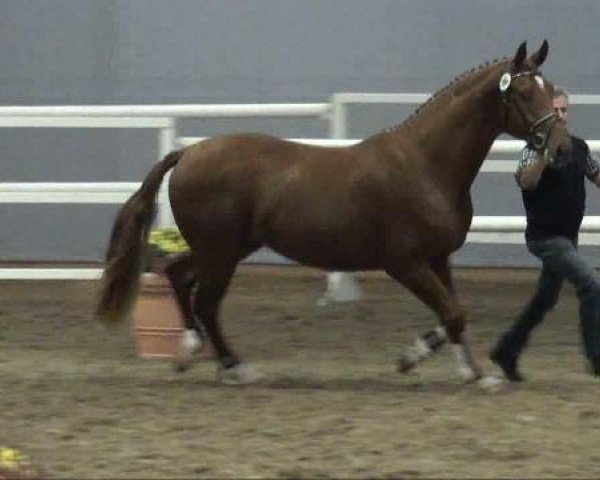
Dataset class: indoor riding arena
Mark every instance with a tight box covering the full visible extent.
[2,2,600,479]
[2,268,600,478]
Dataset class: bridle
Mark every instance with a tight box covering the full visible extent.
[499,70,559,151]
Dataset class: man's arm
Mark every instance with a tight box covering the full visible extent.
[515,147,549,190]
[583,147,600,188]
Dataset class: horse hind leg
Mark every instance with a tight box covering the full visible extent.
[191,252,262,385]
[164,253,207,373]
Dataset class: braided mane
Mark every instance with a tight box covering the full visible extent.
[386,56,510,133]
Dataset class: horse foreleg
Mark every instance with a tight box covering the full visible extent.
[397,256,455,370]
[388,262,498,388]
[397,326,448,373]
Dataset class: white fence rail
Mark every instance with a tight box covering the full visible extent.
[0,103,329,226]
[0,183,140,204]
[330,92,600,138]
[1,93,600,280]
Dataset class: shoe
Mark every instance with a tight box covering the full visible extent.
[588,357,600,377]
[490,347,525,382]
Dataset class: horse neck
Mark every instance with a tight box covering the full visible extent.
[396,65,505,197]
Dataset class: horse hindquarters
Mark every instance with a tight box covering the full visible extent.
[168,152,262,378]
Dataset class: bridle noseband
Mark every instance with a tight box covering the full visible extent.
[499,70,559,151]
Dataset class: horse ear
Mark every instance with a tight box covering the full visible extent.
[512,41,527,68]
[530,39,549,67]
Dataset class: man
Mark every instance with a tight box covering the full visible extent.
[490,88,600,381]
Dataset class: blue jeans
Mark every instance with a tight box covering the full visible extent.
[495,236,600,361]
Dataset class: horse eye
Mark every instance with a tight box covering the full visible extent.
[519,90,533,102]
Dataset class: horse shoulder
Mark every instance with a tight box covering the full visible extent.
[364,142,468,254]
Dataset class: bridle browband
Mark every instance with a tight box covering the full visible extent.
[499,70,559,151]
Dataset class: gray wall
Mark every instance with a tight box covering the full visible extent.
[1,0,600,267]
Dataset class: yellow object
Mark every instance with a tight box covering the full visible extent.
[148,228,190,254]
[0,447,26,469]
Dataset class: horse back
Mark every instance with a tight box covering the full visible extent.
[168,133,462,268]
[169,133,381,203]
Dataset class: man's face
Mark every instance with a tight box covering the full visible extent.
[553,94,568,122]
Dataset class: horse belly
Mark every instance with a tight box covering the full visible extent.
[269,237,383,271]
[261,208,384,271]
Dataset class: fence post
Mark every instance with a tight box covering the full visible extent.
[329,93,348,139]
[319,94,363,305]
[156,119,176,228]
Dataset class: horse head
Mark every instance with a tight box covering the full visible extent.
[499,40,571,162]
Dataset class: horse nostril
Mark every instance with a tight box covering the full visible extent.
[556,146,563,157]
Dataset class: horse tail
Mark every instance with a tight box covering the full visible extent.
[96,149,184,324]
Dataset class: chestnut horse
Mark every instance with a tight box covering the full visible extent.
[97,41,570,388]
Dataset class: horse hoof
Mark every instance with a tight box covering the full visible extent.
[316,296,330,307]
[173,351,194,373]
[172,329,202,373]
[457,366,480,383]
[217,364,262,385]
[397,353,417,374]
[477,375,505,392]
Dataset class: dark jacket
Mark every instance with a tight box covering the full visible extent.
[522,136,599,241]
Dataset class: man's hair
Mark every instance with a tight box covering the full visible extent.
[553,87,569,101]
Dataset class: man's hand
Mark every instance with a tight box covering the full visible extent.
[517,150,550,190]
